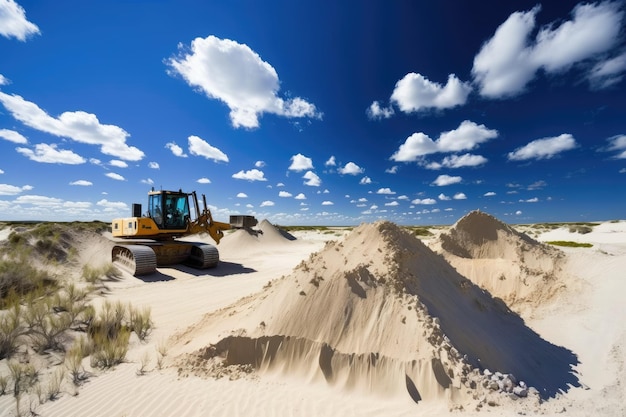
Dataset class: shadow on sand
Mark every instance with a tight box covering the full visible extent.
[163,261,257,278]
[410,250,581,399]
[136,271,176,282]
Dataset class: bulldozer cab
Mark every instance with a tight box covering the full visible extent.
[148,190,190,229]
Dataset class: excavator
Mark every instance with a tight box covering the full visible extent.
[110,188,258,276]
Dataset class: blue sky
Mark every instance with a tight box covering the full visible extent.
[0,0,625,225]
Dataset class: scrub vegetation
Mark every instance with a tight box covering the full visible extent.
[0,222,152,415]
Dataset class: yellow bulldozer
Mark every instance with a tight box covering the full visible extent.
[110,188,258,276]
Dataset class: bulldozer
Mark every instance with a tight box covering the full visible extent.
[110,188,258,276]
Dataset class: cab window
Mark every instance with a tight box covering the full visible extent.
[149,194,164,226]
[163,195,189,229]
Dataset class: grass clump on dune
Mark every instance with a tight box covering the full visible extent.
[546,241,593,248]
[0,260,56,305]
[404,226,434,237]
[82,264,121,285]
[88,301,153,369]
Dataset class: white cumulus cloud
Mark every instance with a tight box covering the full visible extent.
[0,0,40,41]
[588,51,626,89]
[390,73,472,113]
[412,198,437,205]
[188,135,229,162]
[289,153,314,172]
[16,143,86,164]
[97,199,128,210]
[607,134,626,158]
[432,174,462,186]
[15,195,62,207]
[0,92,144,161]
[105,172,125,181]
[279,191,292,197]
[70,180,92,186]
[472,2,624,97]
[167,35,321,129]
[109,160,128,168]
[366,101,395,119]
[427,153,488,170]
[260,200,275,207]
[0,128,27,143]
[302,171,321,187]
[0,183,31,195]
[391,120,497,162]
[165,142,187,157]
[338,162,364,175]
[508,133,577,161]
[232,169,267,181]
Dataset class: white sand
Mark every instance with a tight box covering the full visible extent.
[0,217,625,416]
[0,227,11,242]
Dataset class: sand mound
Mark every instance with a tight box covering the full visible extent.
[258,219,296,242]
[217,219,295,252]
[434,210,569,313]
[437,210,557,260]
[170,221,579,406]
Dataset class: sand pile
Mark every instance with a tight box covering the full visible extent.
[434,210,568,313]
[170,221,579,406]
[216,219,295,251]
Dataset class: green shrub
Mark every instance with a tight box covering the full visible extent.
[81,265,101,284]
[66,339,90,386]
[24,296,73,353]
[137,351,151,376]
[82,263,121,284]
[0,260,56,301]
[409,227,433,237]
[129,306,153,341]
[546,241,593,248]
[90,326,130,369]
[77,305,96,332]
[8,360,38,416]
[7,231,26,247]
[35,238,67,262]
[568,225,593,234]
[46,367,65,401]
[0,304,24,359]
[0,373,8,395]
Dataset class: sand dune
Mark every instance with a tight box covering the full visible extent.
[0,216,624,416]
